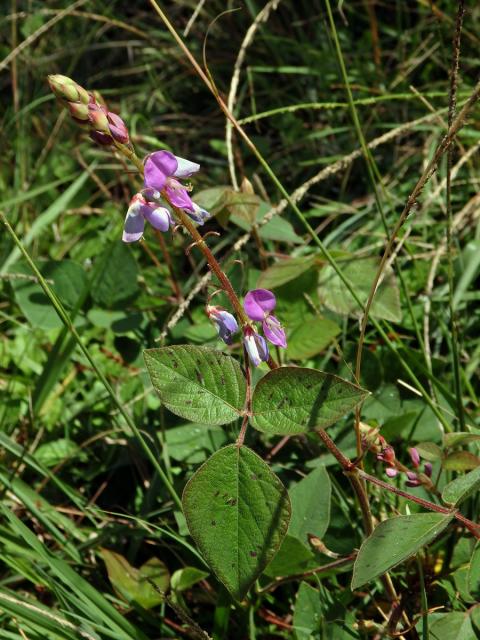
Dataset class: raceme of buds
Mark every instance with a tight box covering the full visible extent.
[48,74,129,146]
[243,289,287,349]
[206,306,239,345]
[48,74,89,105]
[409,447,420,468]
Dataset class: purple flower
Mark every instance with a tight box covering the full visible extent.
[144,150,199,212]
[243,289,287,348]
[206,306,239,345]
[243,327,269,367]
[122,193,173,243]
[424,462,433,478]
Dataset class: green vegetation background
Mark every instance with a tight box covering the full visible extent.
[1,1,480,638]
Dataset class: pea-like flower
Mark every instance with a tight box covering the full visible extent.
[243,289,287,348]
[123,193,173,243]
[206,306,239,345]
[243,327,269,367]
[143,150,209,224]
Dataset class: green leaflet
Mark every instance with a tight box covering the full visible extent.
[144,345,246,425]
[251,366,368,435]
[182,445,291,600]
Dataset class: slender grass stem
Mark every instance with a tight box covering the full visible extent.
[0,211,182,511]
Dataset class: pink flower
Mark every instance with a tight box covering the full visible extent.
[122,193,173,243]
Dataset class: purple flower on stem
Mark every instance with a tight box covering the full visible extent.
[424,462,433,478]
[144,150,209,224]
[206,306,239,345]
[243,289,287,348]
[122,193,173,243]
[243,327,269,367]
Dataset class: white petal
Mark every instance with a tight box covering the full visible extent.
[122,210,145,243]
[173,155,200,178]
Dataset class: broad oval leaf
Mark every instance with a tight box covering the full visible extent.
[443,452,480,471]
[289,466,331,545]
[257,256,316,289]
[352,513,453,589]
[287,317,340,361]
[144,346,246,425]
[182,445,291,600]
[318,257,401,322]
[442,465,480,506]
[251,367,368,435]
[101,549,169,609]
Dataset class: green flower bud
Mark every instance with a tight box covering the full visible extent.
[88,104,110,133]
[67,101,89,122]
[47,74,89,105]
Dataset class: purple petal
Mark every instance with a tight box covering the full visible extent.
[211,310,239,345]
[424,462,433,478]
[173,155,200,178]
[165,182,194,211]
[144,150,178,191]
[244,289,277,321]
[243,331,269,367]
[263,315,287,348]
[144,206,172,232]
[187,202,211,225]
[123,210,145,242]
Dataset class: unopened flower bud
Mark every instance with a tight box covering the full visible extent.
[67,101,89,123]
[107,112,129,144]
[406,471,420,487]
[409,447,420,468]
[385,467,398,478]
[377,445,395,465]
[88,103,110,133]
[48,74,89,105]
[424,462,433,478]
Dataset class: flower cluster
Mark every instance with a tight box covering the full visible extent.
[405,447,433,487]
[243,289,287,367]
[376,438,433,486]
[123,150,210,243]
[48,74,129,146]
[205,289,287,368]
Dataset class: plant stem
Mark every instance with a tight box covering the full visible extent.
[446,0,466,431]
[358,469,480,538]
